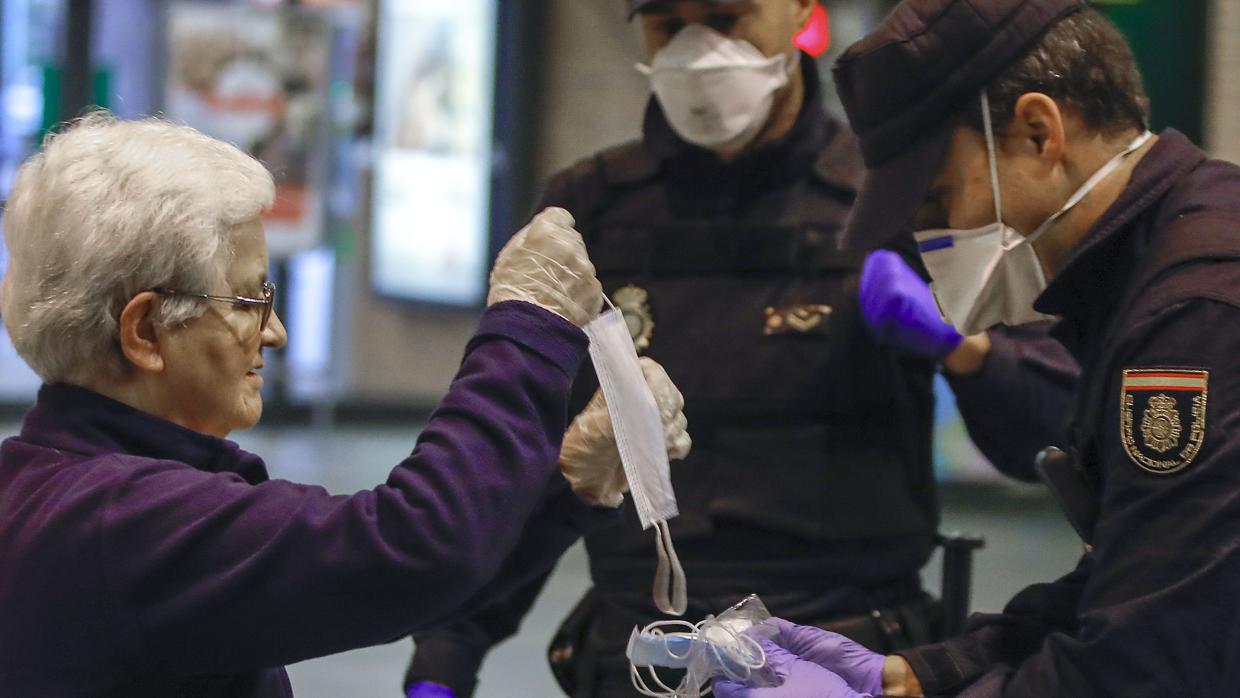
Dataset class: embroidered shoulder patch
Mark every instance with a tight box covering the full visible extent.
[1120,369,1209,475]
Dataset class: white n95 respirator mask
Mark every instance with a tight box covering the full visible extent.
[914,91,1152,336]
[637,24,794,151]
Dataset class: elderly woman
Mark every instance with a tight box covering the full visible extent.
[0,115,689,697]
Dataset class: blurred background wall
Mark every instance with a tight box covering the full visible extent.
[0,0,1230,479]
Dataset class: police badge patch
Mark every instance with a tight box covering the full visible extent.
[612,285,654,354]
[1120,369,1209,475]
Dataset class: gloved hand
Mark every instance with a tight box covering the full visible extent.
[713,639,872,698]
[559,357,692,507]
[405,681,455,698]
[859,249,963,360]
[487,207,604,327]
[763,617,885,695]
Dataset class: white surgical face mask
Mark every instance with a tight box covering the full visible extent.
[584,301,686,616]
[637,24,793,151]
[915,91,1153,336]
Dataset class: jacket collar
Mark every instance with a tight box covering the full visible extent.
[19,383,270,485]
[1036,130,1206,320]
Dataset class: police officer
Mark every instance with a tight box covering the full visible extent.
[404,1,1078,696]
[714,1,1240,696]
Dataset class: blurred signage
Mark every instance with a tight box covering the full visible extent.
[370,0,498,307]
[165,4,331,257]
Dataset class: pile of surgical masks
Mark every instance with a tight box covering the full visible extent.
[626,595,779,698]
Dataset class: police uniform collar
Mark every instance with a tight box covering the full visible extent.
[20,382,271,485]
[1035,130,1206,319]
[810,119,863,196]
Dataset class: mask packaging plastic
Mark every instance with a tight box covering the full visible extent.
[626,595,780,698]
[584,299,686,616]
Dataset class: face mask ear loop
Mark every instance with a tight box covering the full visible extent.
[653,519,688,616]
[630,619,699,698]
[980,90,1004,225]
[630,662,678,698]
[1024,129,1155,245]
[703,619,755,684]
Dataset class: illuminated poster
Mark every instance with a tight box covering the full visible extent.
[165,4,330,257]
[371,0,497,306]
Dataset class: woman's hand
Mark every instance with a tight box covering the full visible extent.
[487,207,604,327]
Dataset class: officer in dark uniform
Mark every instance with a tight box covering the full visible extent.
[403,2,1079,696]
[714,1,1240,696]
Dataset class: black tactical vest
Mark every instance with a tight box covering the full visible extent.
[548,103,939,589]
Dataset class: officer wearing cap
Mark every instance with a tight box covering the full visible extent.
[714,1,1240,696]
[404,2,1079,696]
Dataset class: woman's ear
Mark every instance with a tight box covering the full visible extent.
[118,292,165,373]
[1008,92,1066,169]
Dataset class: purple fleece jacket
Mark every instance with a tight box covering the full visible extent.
[0,301,616,697]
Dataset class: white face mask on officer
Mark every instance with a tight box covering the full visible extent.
[914,91,1153,336]
[637,24,795,151]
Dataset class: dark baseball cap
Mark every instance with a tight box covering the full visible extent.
[832,0,1086,249]
[628,0,747,19]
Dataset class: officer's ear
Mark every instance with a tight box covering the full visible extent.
[788,0,816,29]
[1007,92,1066,171]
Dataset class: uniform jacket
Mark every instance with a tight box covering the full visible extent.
[899,130,1240,697]
[0,301,616,697]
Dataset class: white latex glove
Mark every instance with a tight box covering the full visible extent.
[487,207,604,327]
[560,357,692,507]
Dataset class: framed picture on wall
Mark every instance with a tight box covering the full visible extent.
[164,3,332,258]
[369,0,501,308]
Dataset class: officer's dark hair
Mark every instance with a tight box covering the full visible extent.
[961,7,1150,138]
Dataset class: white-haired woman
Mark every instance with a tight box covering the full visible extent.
[0,115,690,697]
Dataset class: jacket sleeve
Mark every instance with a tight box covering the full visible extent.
[405,478,617,697]
[904,299,1240,697]
[895,557,1091,695]
[94,301,595,674]
[405,572,557,698]
[398,170,617,697]
[945,322,1079,481]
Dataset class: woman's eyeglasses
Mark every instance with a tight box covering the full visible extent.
[150,281,276,331]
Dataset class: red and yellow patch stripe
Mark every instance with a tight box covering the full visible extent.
[1121,370,1208,392]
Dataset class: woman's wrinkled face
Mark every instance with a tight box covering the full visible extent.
[158,219,287,437]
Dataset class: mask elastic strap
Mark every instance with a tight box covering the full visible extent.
[1025,129,1154,244]
[653,519,688,616]
[980,90,1004,224]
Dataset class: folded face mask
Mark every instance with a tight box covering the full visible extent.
[585,300,686,616]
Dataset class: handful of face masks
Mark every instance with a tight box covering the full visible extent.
[627,595,780,698]
[584,299,686,616]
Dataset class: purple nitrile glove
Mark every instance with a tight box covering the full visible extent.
[859,249,963,360]
[406,682,455,698]
[767,617,886,695]
[713,639,872,698]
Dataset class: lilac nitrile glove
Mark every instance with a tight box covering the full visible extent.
[766,617,886,695]
[713,639,872,698]
[406,682,455,698]
[859,249,963,360]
